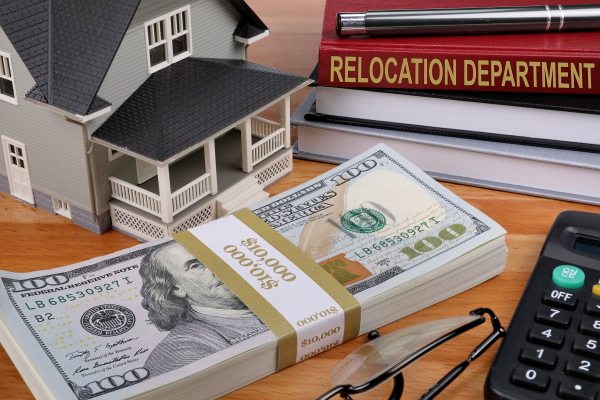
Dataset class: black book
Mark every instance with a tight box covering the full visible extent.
[308,67,600,153]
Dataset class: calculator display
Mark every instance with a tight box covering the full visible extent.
[573,236,600,256]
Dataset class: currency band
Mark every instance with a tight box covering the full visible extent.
[173,208,361,370]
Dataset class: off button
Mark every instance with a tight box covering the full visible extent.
[552,265,586,289]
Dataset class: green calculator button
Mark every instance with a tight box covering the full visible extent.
[552,265,585,289]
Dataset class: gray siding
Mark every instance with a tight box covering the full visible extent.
[87,0,246,214]
[132,0,203,26]
[0,29,93,212]
[188,0,246,59]
[89,145,138,215]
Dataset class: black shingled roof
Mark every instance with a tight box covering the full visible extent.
[0,0,270,116]
[228,0,269,39]
[0,0,49,101]
[91,58,309,162]
[1,0,140,115]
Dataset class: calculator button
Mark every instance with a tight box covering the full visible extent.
[511,365,550,391]
[565,356,600,381]
[543,288,578,310]
[557,378,597,400]
[552,265,586,289]
[528,324,566,348]
[520,344,558,369]
[573,336,600,359]
[535,306,572,328]
[579,317,600,338]
[585,296,600,317]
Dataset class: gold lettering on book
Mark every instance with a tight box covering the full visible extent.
[558,62,569,88]
[345,56,356,82]
[543,62,556,87]
[501,62,515,87]
[464,60,476,86]
[330,56,343,82]
[357,57,368,83]
[490,60,502,86]
[386,58,398,83]
[478,60,489,86]
[516,62,529,87]
[411,58,423,84]
[530,61,540,87]
[328,56,595,90]
[370,57,383,83]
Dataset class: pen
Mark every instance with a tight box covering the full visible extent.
[336,4,600,36]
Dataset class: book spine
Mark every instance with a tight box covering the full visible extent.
[317,48,600,94]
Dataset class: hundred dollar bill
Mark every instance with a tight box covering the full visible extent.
[0,237,278,400]
[0,143,506,400]
[249,143,507,304]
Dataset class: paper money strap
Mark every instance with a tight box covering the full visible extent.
[173,208,361,370]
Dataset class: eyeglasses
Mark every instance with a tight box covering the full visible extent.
[316,308,505,400]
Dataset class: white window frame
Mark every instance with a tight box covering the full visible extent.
[52,197,72,219]
[0,51,18,105]
[144,5,193,74]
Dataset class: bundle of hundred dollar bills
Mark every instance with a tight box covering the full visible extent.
[0,144,507,400]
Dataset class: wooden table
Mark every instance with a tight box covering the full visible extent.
[2,1,600,399]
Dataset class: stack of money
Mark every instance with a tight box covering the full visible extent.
[0,144,506,400]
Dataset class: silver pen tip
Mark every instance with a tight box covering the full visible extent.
[336,12,367,36]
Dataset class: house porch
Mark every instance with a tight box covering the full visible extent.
[109,129,292,241]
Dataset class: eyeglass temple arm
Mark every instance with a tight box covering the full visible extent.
[417,308,506,400]
[315,385,348,400]
[315,373,405,400]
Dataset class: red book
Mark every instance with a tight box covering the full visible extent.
[318,0,600,94]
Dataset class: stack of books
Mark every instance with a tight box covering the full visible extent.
[293,0,600,205]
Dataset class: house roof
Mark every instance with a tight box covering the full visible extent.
[0,0,49,94]
[1,0,140,115]
[0,0,270,116]
[228,0,269,39]
[91,58,310,163]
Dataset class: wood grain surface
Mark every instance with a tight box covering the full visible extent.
[2,1,600,399]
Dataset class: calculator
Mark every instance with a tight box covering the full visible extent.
[485,210,600,400]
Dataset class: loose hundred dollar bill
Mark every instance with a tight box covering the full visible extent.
[0,144,506,400]
[249,143,507,303]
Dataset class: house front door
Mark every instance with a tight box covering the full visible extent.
[1,136,34,204]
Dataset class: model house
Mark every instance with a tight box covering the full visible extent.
[0,0,310,241]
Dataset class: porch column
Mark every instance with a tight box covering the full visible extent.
[204,139,218,195]
[280,95,291,148]
[240,118,253,173]
[157,164,173,223]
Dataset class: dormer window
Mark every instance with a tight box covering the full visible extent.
[145,5,192,74]
[0,52,17,105]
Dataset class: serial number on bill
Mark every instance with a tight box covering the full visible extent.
[353,218,440,256]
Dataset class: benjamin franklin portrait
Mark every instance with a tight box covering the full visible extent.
[139,241,268,376]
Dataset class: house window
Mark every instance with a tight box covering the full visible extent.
[0,52,17,105]
[145,5,192,73]
[9,143,25,168]
[53,198,72,219]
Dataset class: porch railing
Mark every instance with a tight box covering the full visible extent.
[252,129,285,165]
[249,116,281,138]
[109,177,162,218]
[110,173,212,222]
[171,173,211,215]
[245,117,285,166]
